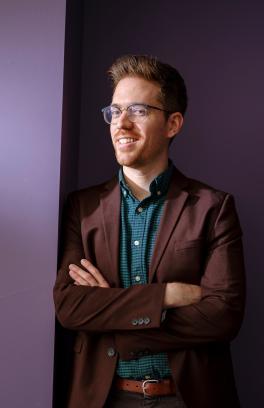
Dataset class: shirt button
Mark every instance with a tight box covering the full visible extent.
[157,190,161,196]
[107,347,116,357]
[138,318,144,325]
[137,207,143,213]
[145,375,151,379]
[135,275,141,282]
[134,240,140,246]
[143,317,151,325]
[123,190,127,197]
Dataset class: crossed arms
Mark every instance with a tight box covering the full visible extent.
[53,191,246,353]
[69,258,202,308]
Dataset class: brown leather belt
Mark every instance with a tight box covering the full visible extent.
[114,377,177,397]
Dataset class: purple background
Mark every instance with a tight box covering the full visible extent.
[0,0,66,406]
[1,0,264,407]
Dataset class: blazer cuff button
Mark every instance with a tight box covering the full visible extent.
[107,347,116,357]
[131,318,138,326]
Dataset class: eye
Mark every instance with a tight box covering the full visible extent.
[129,104,147,116]
[110,106,121,118]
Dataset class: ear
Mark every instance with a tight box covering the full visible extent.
[166,112,184,140]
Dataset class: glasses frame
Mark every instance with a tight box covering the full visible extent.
[101,103,173,125]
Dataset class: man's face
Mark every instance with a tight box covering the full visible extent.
[110,76,172,169]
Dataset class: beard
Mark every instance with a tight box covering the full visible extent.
[113,140,161,169]
[111,129,168,169]
[112,130,143,167]
[114,147,142,167]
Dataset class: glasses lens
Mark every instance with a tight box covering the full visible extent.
[102,104,149,124]
[102,106,121,124]
[102,107,111,124]
[127,104,148,122]
[110,106,121,122]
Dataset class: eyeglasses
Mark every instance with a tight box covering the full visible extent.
[101,103,172,125]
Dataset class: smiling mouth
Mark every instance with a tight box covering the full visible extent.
[117,137,137,145]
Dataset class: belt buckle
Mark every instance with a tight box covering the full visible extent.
[142,379,159,398]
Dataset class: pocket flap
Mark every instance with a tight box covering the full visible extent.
[174,238,205,251]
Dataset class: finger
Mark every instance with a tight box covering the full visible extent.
[69,263,97,285]
[69,265,98,286]
[81,259,110,287]
[69,269,97,286]
[69,269,89,286]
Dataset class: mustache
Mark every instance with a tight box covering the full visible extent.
[114,130,140,140]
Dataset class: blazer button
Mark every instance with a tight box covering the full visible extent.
[138,318,144,325]
[107,347,116,357]
[131,318,138,326]
[143,317,151,325]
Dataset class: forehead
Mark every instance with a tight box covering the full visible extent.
[112,76,161,105]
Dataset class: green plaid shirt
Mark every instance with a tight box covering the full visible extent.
[116,162,173,380]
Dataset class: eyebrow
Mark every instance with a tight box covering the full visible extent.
[110,102,145,108]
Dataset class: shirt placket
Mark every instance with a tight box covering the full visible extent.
[130,201,148,286]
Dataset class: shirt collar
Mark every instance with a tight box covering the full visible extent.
[118,160,174,199]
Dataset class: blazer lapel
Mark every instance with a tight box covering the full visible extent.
[149,167,190,283]
[100,177,121,287]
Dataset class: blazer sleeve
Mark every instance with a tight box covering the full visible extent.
[115,194,246,359]
[53,192,166,332]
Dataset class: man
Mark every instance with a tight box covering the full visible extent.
[53,55,245,408]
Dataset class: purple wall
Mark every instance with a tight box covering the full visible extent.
[0,1,66,406]
[77,1,264,406]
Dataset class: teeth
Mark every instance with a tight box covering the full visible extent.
[119,138,136,144]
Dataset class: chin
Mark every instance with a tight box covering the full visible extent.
[116,157,134,167]
[114,151,133,166]
[117,157,148,170]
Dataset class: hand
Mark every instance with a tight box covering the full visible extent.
[69,259,110,288]
[163,282,201,308]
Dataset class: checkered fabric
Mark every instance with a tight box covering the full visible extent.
[116,162,173,380]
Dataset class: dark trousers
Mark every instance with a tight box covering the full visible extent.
[105,389,188,407]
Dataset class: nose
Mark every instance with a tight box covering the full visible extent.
[115,110,133,129]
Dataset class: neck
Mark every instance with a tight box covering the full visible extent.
[122,157,169,201]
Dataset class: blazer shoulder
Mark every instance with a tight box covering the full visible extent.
[183,175,242,237]
[181,172,236,212]
[173,166,232,205]
[188,177,228,198]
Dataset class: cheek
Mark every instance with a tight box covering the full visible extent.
[146,125,167,145]
[138,123,153,137]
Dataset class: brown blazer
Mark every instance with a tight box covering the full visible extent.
[53,166,246,408]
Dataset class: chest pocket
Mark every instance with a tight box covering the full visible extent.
[173,238,205,251]
[156,238,206,283]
